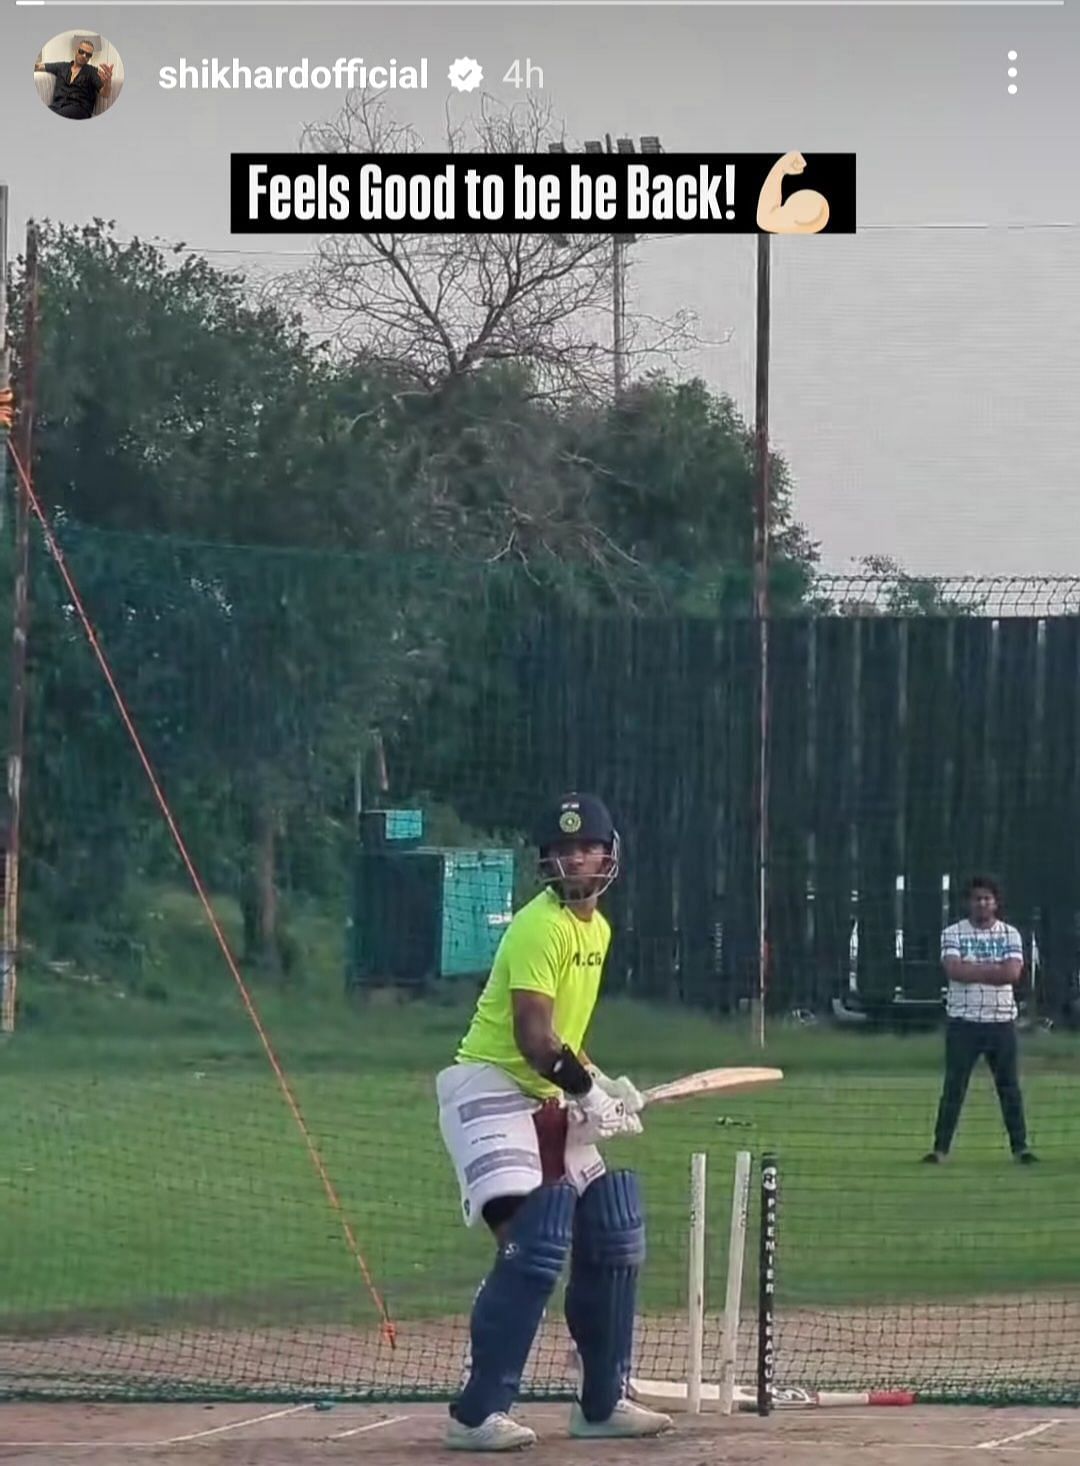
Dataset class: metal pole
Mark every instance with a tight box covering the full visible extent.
[1,221,39,1034]
[753,233,771,1048]
[603,135,629,399]
[612,233,627,397]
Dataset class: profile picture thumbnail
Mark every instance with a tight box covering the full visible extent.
[33,32,124,121]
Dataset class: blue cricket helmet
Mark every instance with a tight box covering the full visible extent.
[535,792,620,900]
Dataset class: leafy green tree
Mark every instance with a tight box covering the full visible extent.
[568,374,818,611]
[10,223,456,975]
[11,219,414,549]
[8,220,830,981]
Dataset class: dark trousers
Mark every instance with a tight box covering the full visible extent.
[932,1018,1028,1154]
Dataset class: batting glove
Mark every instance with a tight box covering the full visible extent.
[587,1065,646,1115]
[573,1077,643,1141]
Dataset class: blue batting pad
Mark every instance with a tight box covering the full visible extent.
[564,1169,646,1422]
[451,1182,576,1427]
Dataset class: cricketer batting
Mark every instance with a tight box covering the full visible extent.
[435,793,672,1451]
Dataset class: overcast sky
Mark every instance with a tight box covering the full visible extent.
[3,5,1077,575]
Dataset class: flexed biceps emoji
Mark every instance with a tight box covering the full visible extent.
[757,152,830,234]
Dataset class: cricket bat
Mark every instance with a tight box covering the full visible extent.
[641,1067,783,1108]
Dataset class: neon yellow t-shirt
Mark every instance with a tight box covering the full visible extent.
[456,888,612,1099]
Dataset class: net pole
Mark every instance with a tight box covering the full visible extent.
[757,1152,778,1416]
[719,1150,752,1414]
[753,232,772,1049]
[686,1151,707,1414]
[1,219,37,1035]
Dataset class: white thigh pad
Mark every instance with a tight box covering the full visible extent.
[437,1064,543,1227]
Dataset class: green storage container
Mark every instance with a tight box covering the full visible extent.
[359,808,423,848]
[348,847,514,990]
[441,850,514,976]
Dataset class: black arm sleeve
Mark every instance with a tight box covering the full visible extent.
[539,1045,593,1097]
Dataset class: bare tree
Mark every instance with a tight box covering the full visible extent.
[272,92,740,601]
[290,92,721,401]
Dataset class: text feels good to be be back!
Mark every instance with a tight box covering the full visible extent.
[231,154,858,235]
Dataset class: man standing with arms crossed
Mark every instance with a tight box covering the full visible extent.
[436,793,672,1450]
[923,875,1037,1165]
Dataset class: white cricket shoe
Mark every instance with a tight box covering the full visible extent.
[568,1397,673,1438]
[445,1412,538,1451]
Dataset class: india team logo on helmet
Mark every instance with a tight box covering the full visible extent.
[536,793,620,901]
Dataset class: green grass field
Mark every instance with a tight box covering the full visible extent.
[3,895,1080,1403]
[4,982,1080,1328]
